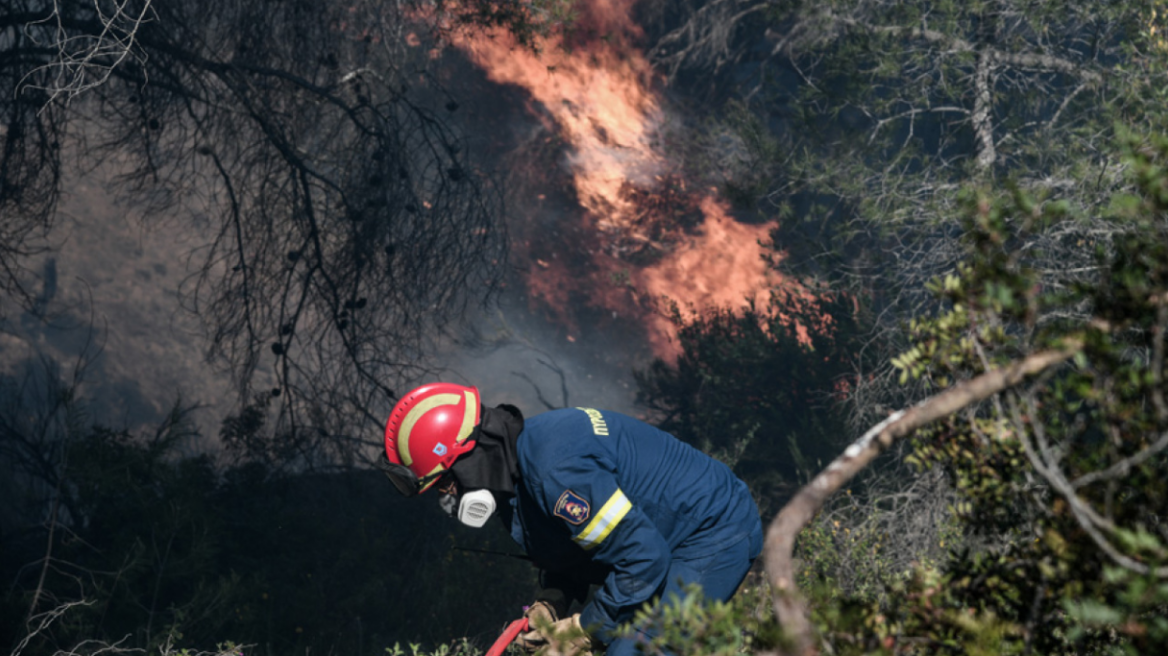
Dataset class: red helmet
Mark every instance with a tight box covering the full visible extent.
[383,383,481,495]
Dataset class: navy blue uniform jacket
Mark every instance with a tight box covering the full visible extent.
[506,407,760,641]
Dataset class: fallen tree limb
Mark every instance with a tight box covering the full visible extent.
[761,338,1084,656]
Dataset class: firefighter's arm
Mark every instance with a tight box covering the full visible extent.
[541,456,672,644]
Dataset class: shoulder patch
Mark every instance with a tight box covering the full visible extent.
[554,490,591,525]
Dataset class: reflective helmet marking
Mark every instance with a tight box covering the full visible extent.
[397,389,478,466]
[454,390,478,442]
[398,393,457,465]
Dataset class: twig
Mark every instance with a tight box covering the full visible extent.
[11,600,95,656]
[20,0,157,108]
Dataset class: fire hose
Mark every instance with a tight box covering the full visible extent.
[486,617,529,656]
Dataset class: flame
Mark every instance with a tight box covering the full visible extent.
[456,3,663,221]
[453,1,789,358]
[634,197,779,350]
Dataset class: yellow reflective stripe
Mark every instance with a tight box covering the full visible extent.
[573,489,632,550]
[398,393,460,465]
[455,390,478,443]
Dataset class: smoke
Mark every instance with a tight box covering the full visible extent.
[0,173,237,437]
[0,159,646,443]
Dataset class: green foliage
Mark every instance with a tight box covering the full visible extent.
[788,131,1168,654]
[796,483,964,608]
[621,582,783,656]
[798,514,897,604]
[698,0,1168,332]
[385,638,479,656]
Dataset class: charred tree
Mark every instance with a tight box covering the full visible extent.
[1,0,520,464]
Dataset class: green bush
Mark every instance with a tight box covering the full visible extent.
[619,582,783,656]
[788,132,1168,655]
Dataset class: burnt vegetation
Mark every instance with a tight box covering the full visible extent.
[0,358,534,656]
[2,0,509,461]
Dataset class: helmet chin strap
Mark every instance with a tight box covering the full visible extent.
[439,492,458,517]
[439,404,522,528]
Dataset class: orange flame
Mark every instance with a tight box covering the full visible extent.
[634,197,779,350]
[453,0,786,358]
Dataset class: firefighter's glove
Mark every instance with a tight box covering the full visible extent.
[517,613,592,656]
[516,601,558,653]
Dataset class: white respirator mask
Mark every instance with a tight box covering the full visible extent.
[440,489,496,528]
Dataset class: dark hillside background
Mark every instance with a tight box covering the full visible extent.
[0,403,536,653]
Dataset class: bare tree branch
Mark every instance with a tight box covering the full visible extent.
[829,15,1104,85]
[1011,391,1168,578]
[19,0,156,107]
[10,600,96,656]
[973,50,995,171]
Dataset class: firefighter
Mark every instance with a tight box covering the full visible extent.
[379,383,763,656]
